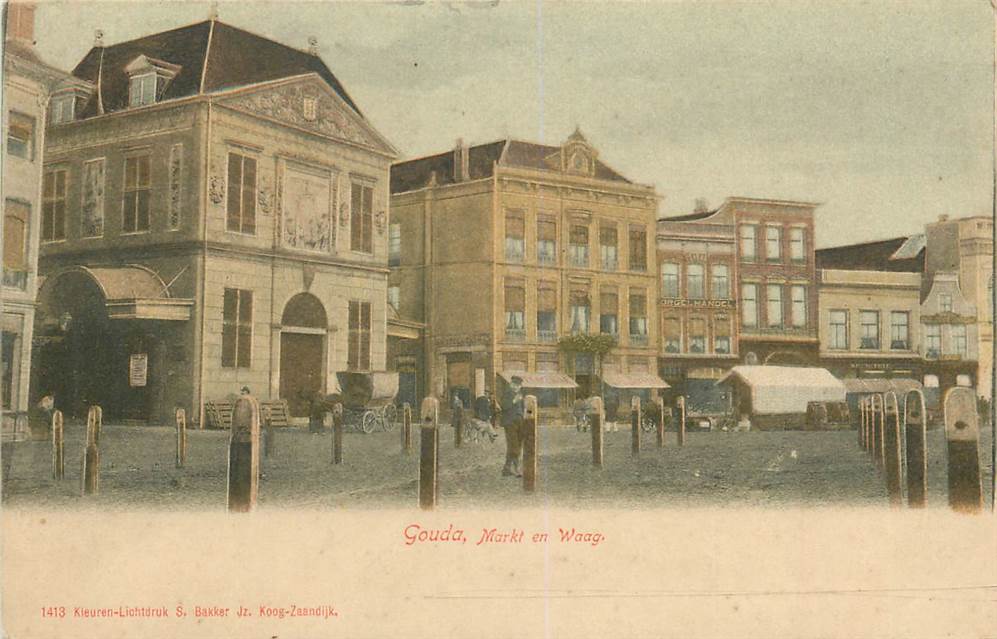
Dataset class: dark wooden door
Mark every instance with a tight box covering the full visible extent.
[280,333,323,417]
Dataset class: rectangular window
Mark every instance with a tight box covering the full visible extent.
[50,94,76,124]
[3,200,29,289]
[123,155,151,233]
[350,182,373,253]
[688,318,706,354]
[790,285,807,328]
[790,227,806,263]
[714,317,731,354]
[504,211,525,262]
[687,263,705,299]
[890,311,909,350]
[629,291,648,343]
[504,282,525,339]
[952,324,968,357]
[388,222,401,266]
[537,285,557,342]
[939,294,952,313]
[599,290,618,336]
[661,262,680,298]
[387,285,400,311]
[741,283,758,327]
[569,224,589,267]
[569,289,590,334]
[859,311,880,350]
[348,301,372,370]
[222,289,253,368]
[227,153,257,234]
[81,158,105,238]
[766,226,782,262]
[628,226,647,271]
[600,225,618,270]
[662,317,681,353]
[739,225,757,261]
[711,263,730,299]
[6,112,34,160]
[829,310,848,350]
[925,324,941,357]
[766,284,783,327]
[537,217,557,265]
[129,73,157,107]
[42,169,67,242]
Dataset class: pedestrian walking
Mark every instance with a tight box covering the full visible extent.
[500,376,526,477]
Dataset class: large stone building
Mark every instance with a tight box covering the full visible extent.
[815,236,924,381]
[388,131,661,414]
[656,204,738,413]
[33,18,396,424]
[2,1,77,421]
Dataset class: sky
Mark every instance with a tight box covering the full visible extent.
[30,0,996,247]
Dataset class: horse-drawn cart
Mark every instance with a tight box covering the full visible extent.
[329,371,399,434]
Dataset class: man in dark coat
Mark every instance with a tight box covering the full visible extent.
[500,377,525,477]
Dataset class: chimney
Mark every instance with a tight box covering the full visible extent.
[693,198,709,214]
[938,214,949,222]
[454,138,470,182]
[6,1,36,47]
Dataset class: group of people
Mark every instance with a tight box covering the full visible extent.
[451,376,528,478]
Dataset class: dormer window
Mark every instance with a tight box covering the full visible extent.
[125,55,181,108]
[50,94,76,124]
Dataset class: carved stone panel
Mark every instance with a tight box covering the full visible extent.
[282,165,333,253]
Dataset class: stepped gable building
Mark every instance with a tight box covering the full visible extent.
[388,131,663,414]
[35,17,396,425]
[2,1,79,424]
[815,235,924,382]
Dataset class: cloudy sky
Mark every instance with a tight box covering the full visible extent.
[33,0,995,247]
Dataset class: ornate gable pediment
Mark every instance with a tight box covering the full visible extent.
[216,77,395,157]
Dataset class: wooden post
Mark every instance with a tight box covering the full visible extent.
[401,402,412,454]
[419,397,439,510]
[656,397,666,448]
[227,395,260,513]
[676,396,686,447]
[871,394,884,468]
[630,396,641,460]
[943,387,983,514]
[858,399,866,449]
[51,409,64,480]
[591,396,604,468]
[452,402,463,449]
[81,411,100,496]
[262,406,275,459]
[883,392,903,507]
[904,389,928,508]
[86,405,102,447]
[522,395,539,493]
[175,407,187,468]
[331,403,344,465]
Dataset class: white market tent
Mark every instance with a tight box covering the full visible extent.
[717,365,846,415]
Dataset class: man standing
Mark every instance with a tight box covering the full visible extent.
[500,376,525,477]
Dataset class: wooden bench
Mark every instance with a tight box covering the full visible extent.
[205,399,292,429]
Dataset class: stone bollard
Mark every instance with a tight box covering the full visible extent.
[883,392,903,507]
[401,402,412,454]
[227,395,260,513]
[331,403,344,465]
[590,396,604,468]
[871,394,884,468]
[522,395,539,493]
[630,396,641,460]
[51,410,65,480]
[419,397,439,510]
[943,387,983,514]
[656,397,666,448]
[904,389,928,508]
[452,402,463,449]
[81,411,100,496]
[175,407,187,468]
[676,396,686,447]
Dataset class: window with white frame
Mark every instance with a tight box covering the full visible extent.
[890,311,909,350]
[569,224,590,267]
[227,153,257,234]
[741,283,758,327]
[859,311,879,350]
[222,288,253,368]
[537,217,557,265]
[7,112,34,160]
[790,285,806,327]
[129,73,158,107]
[42,168,67,242]
[661,262,679,298]
[925,324,941,357]
[662,317,681,353]
[388,223,401,266]
[687,263,705,299]
[711,263,730,299]
[50,94,76,125]
[790,227,806,263]
[766,284,783,327]
[504,281,525,338]
[739,224,757,261]
[569,289,590,334]
[504,211,525,262]
[123,154,151,233]
[939,294,952,313]
[714,318,731,354]
[766,226,782,262]
[828,310,848,350]
[350,182,373,253]
[600,225,618,270]
[688,318,706,354]
[952,324,968,357]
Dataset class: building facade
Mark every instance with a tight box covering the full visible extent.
[2,1,76,420]
[388,131,660,412]
[919,272,978,396]
[656,205,738,412]
[816,236,924,381]
[34,19,396,424]
[728,197,820,366]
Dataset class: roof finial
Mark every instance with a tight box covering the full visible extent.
[208,1,220,21]
[307,36,319,55]
[93,29,104,47]
[568,125,587,143]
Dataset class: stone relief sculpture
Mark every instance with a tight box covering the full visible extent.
[282,169,332,252]
[80,158,105,237]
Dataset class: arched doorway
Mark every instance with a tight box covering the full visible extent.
[279,293,328,417]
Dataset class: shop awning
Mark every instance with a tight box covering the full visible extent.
[41,265,193,321]
[498,371,578,389]
[841,378,922,396]
[601,371,670,389]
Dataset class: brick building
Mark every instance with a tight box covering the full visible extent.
[388,130,662,414]
[33,18,396,424]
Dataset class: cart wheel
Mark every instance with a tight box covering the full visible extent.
[382,404,398,431]
[361,411,377,434]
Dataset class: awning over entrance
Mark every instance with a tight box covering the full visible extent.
[841,378,922,395]
[498,370,578,389]
[601,371,670,389]
[42,265,193,321]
